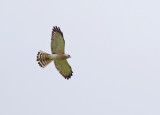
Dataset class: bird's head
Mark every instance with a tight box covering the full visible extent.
[65,54,71,59]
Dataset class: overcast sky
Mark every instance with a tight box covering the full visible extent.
[1,0,160,115]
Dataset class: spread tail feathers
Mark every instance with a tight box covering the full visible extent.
[37,50,52,68]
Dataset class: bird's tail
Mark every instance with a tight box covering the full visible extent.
[36,50,52,68]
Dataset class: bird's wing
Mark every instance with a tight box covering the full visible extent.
[54,60,73,79]
[51,26,65,54]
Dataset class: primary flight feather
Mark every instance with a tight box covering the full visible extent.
[36,26,73,79]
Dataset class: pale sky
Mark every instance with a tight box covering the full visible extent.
[1,0,160,115]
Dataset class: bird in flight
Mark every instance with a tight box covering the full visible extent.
[37,26,73,79]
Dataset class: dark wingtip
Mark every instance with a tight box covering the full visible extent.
[64,71,73,80]
[52,26,63,37]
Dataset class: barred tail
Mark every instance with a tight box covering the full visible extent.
[36,50,52,68]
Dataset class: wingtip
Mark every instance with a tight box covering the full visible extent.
[52,26,63,37]
[64,71,73,80]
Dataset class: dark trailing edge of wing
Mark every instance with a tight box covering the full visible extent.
[52,26,63,37]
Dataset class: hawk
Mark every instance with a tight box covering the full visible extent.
[36,26,73,79]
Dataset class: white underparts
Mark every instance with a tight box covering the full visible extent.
[49,54,58,60]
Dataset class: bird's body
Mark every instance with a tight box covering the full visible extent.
[50,54,70,60]
[36,26,73,79]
